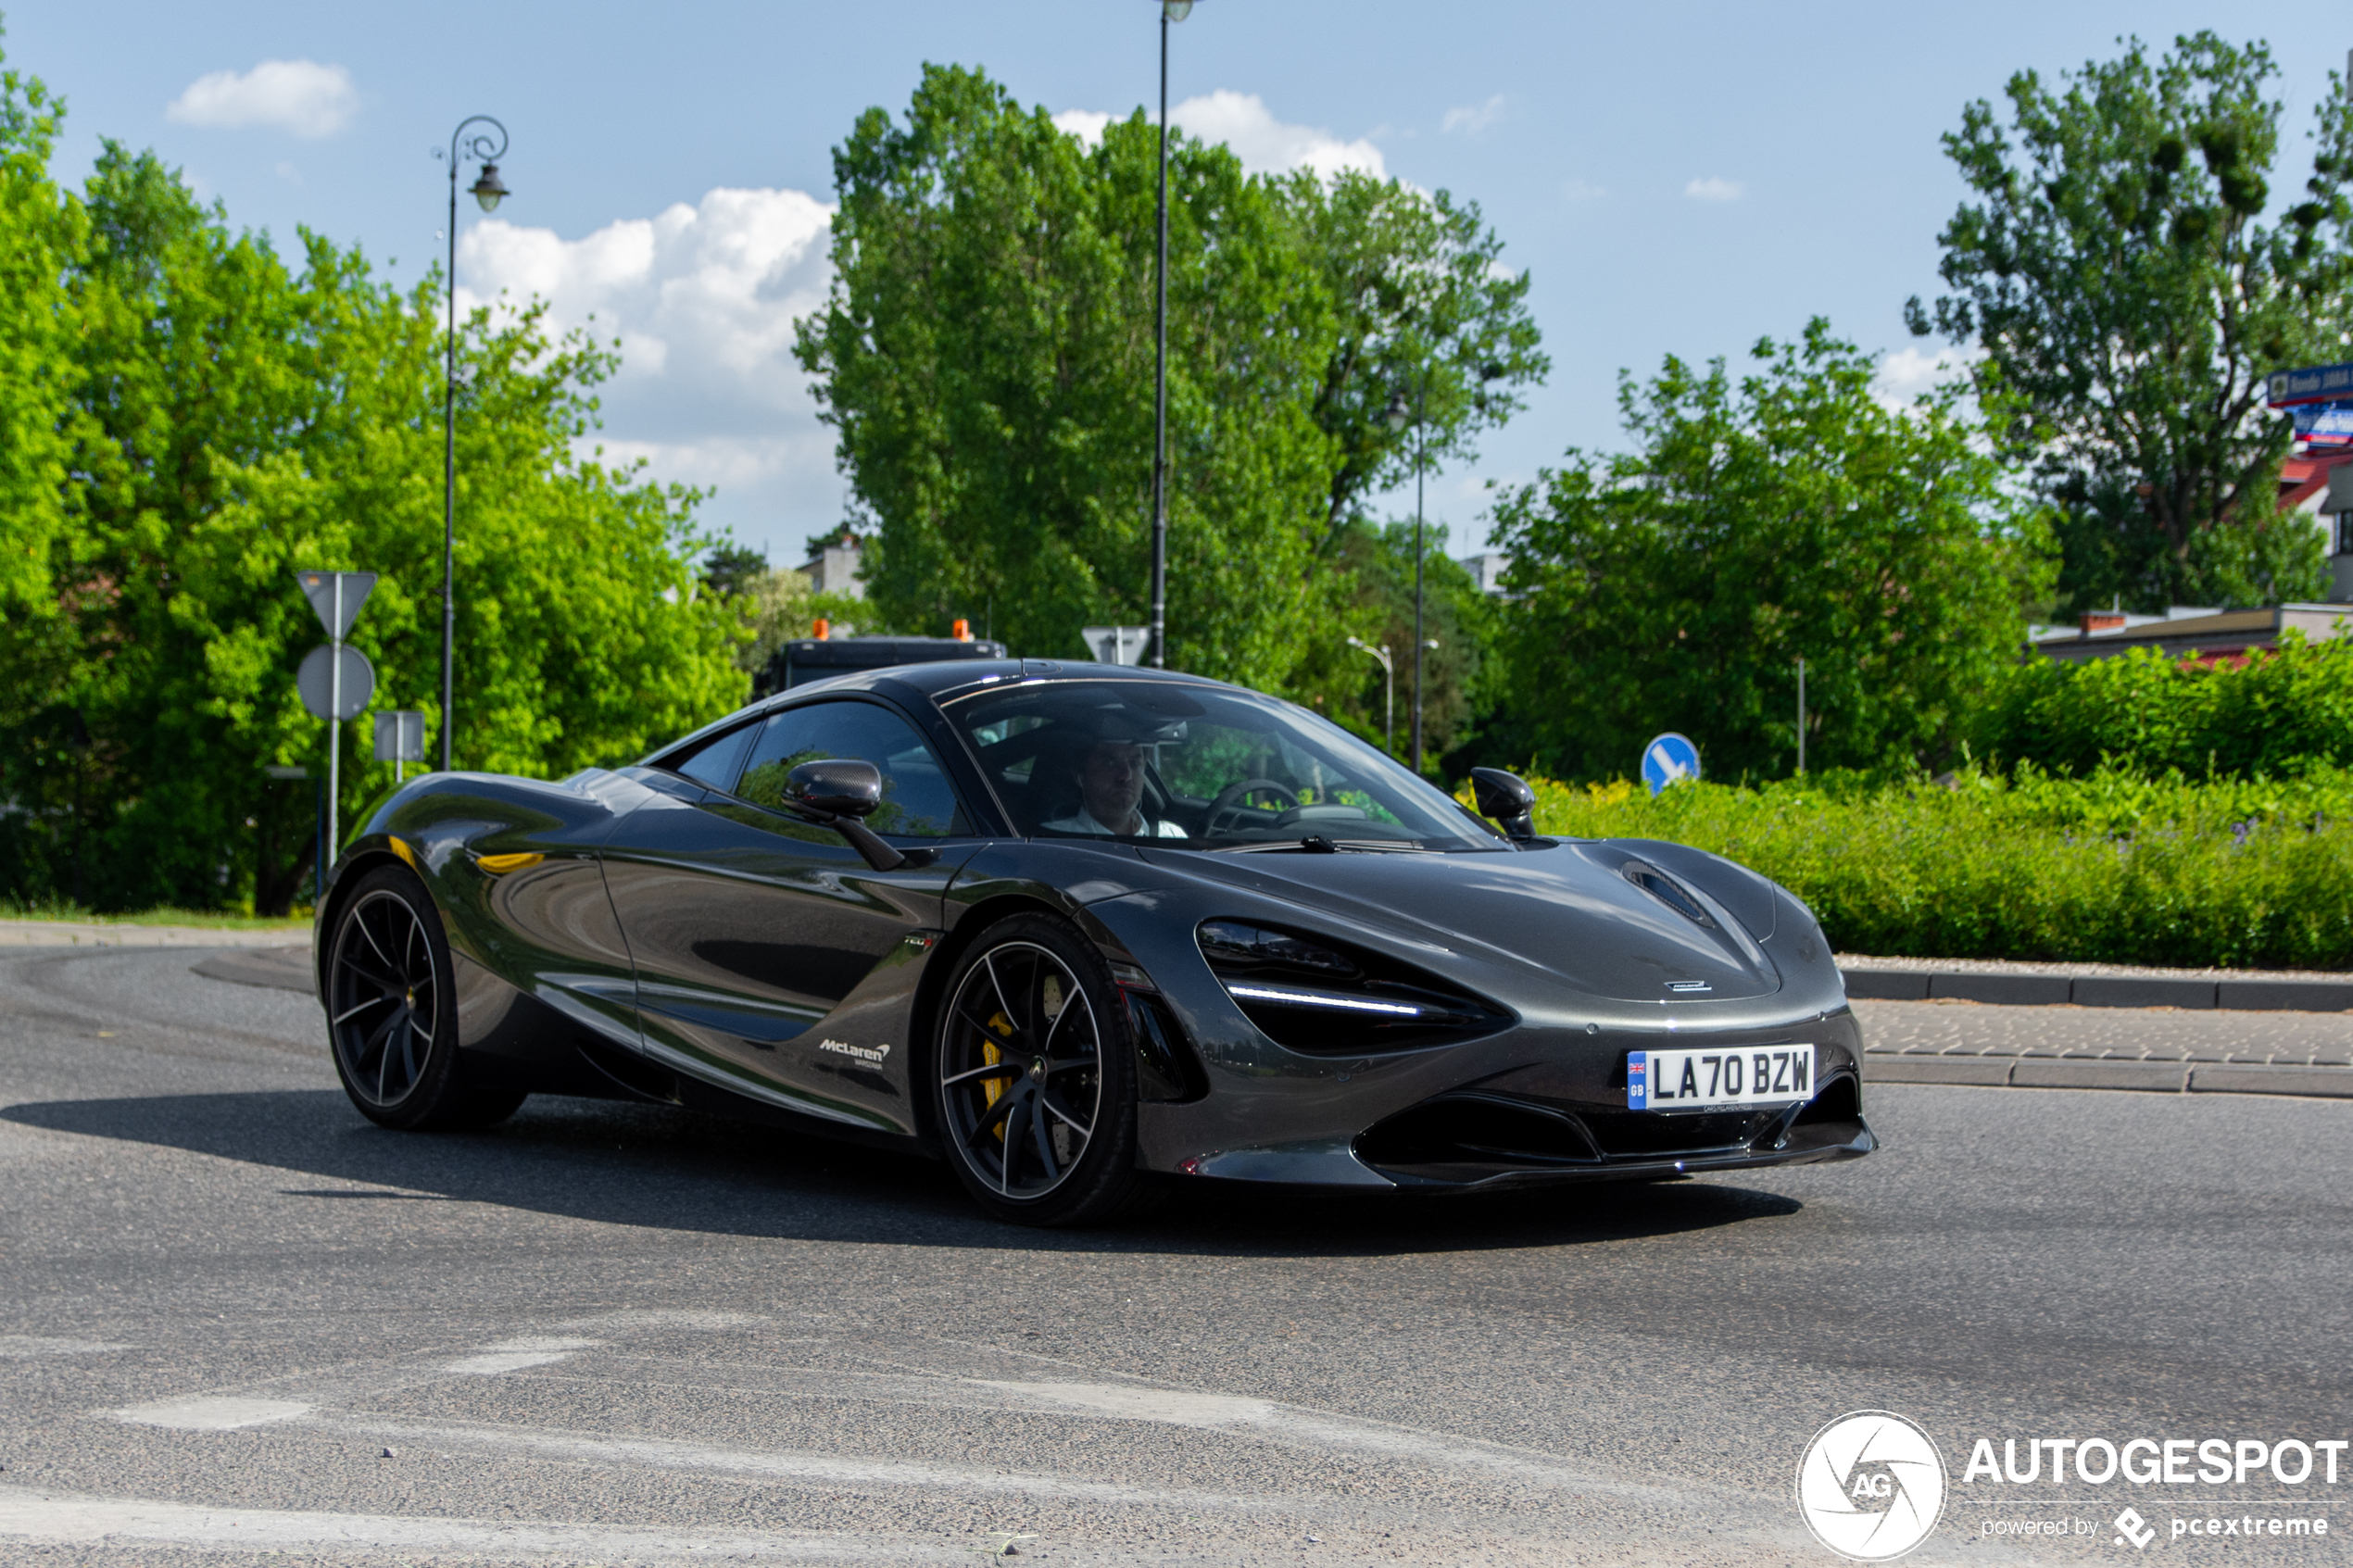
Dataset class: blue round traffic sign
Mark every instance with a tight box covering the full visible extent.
[1641,732,1701,796]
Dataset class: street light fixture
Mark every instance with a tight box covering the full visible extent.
[1148,0,1199,669]
[1345,636,1395,756]
[439,115,510,772]
[469,162,509,212]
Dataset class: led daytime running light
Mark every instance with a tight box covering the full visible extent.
[1226,984,1423,1017]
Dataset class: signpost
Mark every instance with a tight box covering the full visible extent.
[1080,625,1151,666]
[373,710,426,784]
[295,571,379,867]
[1795,658,1806,776]
[1641,732,1702,797]
[2266,362,2353,450]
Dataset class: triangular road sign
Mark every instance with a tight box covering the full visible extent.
[296,571,378,640]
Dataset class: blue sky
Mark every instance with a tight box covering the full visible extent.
[12,2,2338,564]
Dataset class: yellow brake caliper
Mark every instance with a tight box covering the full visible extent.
[982,1012,1011,1142]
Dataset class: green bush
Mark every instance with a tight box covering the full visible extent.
[1971,630,2353,779]
[1507,766,2353,970]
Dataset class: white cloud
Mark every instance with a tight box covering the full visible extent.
[456,186,840,553]
[166,60,357,139]
[1051,91,1385,181]
[1683,176,1743,202]
[1441,95,1505,136]
[1871,345,1982,413]
[1172,91,1385,179]
[1562,178,1607,201]
[1053,108,1114,148]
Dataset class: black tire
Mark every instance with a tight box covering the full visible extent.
[323,863,525,1132]
[932,912,1146,1226]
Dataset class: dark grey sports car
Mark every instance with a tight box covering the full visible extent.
[314,660,1874,1224]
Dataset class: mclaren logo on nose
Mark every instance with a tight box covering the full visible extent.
[1665,980,1712,994]
[818,1038,892,1064]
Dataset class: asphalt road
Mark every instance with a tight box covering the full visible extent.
[1,947,2348,1567]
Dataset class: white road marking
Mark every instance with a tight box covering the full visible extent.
[316,1411,1284,1512]
[549,1309,766,1333]
[443,1336,602,1374]
[0,1336,128,1358]
[980,1379,1716,1505]
[113,1397,311,1431]
[979,1380,1274,1426]
[0,1484,959,1561]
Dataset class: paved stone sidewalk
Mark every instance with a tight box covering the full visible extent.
[1856,997,2353,1098]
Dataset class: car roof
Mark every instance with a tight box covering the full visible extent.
[892,659,1233,702]
[637,660,1239,767]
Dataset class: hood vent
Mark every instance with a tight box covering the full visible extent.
[1622,860,1716,929]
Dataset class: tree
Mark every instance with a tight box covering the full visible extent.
[1906,33,2353,612]
[730,564,867,681]
[1,144,743,914]
[793,65,1543,691]
[0,47,77,622]
[1290,518,1497,764]
[795,65,1339,685]
[1280,169,1547,549]
[1486,321,2053,782]
[699,544,768,600]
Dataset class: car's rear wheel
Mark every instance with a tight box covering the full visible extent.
[325,863,524,1132]
[933,913,1145,1226]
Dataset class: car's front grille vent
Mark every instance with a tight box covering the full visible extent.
[1354,1093,1602,1181]
[1577,1108,1763,1157]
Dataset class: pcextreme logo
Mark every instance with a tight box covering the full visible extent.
[1796,1411,1948,1562]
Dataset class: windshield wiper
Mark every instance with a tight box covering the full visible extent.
[1212,835,1431,855]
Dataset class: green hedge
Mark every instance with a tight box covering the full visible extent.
[1970,629,2353,778]
[1508,767,2353,970]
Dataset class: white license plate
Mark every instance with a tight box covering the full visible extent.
[1628,1044,1814,1110]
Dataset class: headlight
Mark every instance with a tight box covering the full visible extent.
[1195,920,1508,1054]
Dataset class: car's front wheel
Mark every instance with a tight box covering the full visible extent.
[933,913,1145,1226]
[325,863,524,1132]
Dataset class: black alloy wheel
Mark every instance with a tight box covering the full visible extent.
[325,863,523,1131]
[934,913,1145,1226]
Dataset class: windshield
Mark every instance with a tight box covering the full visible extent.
[943,678,1504,852]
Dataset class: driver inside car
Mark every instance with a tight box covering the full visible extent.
[1043,738,1188,838]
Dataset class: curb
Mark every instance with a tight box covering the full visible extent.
[1866,1056,2353,1098]
[0,921,311,950]
[1843,969,2353,1012]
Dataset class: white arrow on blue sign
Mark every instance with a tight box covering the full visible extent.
[1641,732,1701,797]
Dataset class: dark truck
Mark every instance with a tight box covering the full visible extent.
[751,635,1011,699]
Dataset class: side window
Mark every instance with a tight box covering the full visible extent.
[663,721,756,791]
[735,701,972,839]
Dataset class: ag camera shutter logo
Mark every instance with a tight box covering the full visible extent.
[1795,1411,1946,1562]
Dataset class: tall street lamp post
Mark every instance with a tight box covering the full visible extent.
[440,117,511,772]
[1383,388,1429,773]
[1345,636,1394,755]
[1387,359,1504,777]
[1149,0,1197,669]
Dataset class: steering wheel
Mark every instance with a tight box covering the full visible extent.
[1205,778,1302,836]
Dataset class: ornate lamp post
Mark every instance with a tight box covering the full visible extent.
[1149,0,1198,668]
[439,116,510,771]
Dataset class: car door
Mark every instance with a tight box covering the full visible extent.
[598,697,985,1135]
